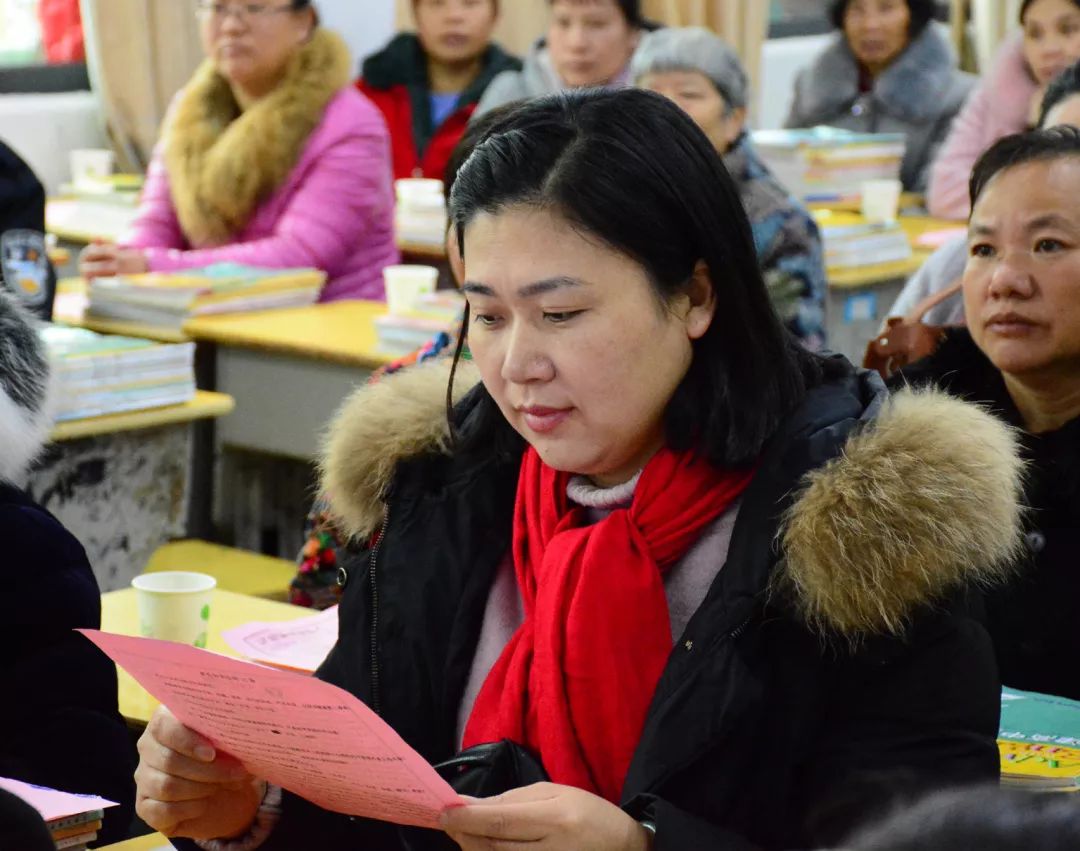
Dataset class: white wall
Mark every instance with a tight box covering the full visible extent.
[318,0,397,67]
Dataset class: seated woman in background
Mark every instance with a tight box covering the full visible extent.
[0,291,135,844]
[79,0,398,303]
[928,0,1080,219]
[140,89,1020,851]
[786,0,974,192]
[473,0,646,117]
[895,126,1080,702]
[890,60,1080,325]
[634,27,827,349]
[359,0,520,182]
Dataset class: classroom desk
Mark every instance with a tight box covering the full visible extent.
[26,393,235,593]
[183,301,393,461]
[50,391,234,442]
[101,833,171,851]
[46,197,140,244]
[817,212,960,361]
[101,587,311,727]
[144,539,296,600]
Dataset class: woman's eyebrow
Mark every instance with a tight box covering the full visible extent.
[461,277,587,299]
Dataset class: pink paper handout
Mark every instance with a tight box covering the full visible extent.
[79,630,462,830]
[914,226,966,249]
[0,776,117,821]
[220,606,339,674]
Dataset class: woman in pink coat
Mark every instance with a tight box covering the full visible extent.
[80,1,399,302]
[927,0,1080,219]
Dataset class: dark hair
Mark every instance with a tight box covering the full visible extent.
[1040,60,1080,126]
[846,785,1080,850]
[448,88,821,467]
[1021,0,1080,23]
[970,125,1080,207]
[829,0,936,36]
[445,106,518,197]
[548,0,643,27]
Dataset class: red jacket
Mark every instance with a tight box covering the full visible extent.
[358,34,520,182]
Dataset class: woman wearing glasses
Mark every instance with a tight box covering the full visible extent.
[78,1,399,302]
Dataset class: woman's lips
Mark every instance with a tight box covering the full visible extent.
[986,316,1039,337]
[520,407,572,434]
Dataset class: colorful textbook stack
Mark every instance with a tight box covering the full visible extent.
[751,127,906,205]
[0,776,117,849]
[820,221,913,270]
[87,263,325,329]
[42,324,195,421]
[999,687,1080,791]
[374,291,466,355]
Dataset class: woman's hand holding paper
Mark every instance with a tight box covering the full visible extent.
[134,705,265,840]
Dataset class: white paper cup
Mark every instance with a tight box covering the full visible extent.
[860,179,903,224]
[383,264,439,314]
[395,178,444,205]
[132,571,216,647]
[69,148,115,184]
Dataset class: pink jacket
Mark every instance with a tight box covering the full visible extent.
[926,36,1037,220]
[122,89,399,302]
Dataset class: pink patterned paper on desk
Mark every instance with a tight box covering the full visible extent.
[221,606,338,674]
[79,630,462,829]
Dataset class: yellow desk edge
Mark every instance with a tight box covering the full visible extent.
[50,391,235,442]
[100,833,171,851]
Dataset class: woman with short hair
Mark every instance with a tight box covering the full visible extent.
[358,0,520,181]
[786,0,974,192]
[474,0,646,117]
[80,1,398,302]
[896,125,1080,702]
[137,89,1020,851]
[634,26,827,349]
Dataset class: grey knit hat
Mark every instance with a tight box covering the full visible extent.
[631,26,749,110]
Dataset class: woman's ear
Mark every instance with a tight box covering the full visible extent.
[684,259,717,341]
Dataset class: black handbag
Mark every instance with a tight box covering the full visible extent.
[399,740,548,851]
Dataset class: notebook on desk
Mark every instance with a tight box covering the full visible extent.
[999,688,1080,791]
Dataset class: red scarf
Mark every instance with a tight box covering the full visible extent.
[462,446,756,802]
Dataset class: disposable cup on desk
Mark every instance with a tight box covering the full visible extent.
[860,179,902,223]
[395,178,444,204]
[384,264,439,314]
[70,148,115,186]
[132,571,216,647]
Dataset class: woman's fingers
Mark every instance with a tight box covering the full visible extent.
[135,793,210,837]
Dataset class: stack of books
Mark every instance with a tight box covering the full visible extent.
[374,291,466,355]
[0,776,117,849]
[999,687,1080,791]
[41,324,195,421]
[821,221,913,270]
[751,127,906,205]
[87,263,325,329]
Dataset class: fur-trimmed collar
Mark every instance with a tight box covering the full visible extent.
[0,292,52,482]
[163,28,351,246]
[321,359,1023,638]
[799,25,961,124]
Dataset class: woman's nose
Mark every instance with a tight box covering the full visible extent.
[501,327,554,384]
[987,253,1037,300]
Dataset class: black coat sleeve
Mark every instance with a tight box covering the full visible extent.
[627,604,1000,850]
[0,502,137,845]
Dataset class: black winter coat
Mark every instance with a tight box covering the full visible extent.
[896,329,1080,702]
[177,358,1022,851]
[0,482,136,845]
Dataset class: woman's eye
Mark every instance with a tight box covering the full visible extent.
[472,313,500,327]
[543,310,584,324]
[971,243,995,258]
[1035,238,1064,252]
